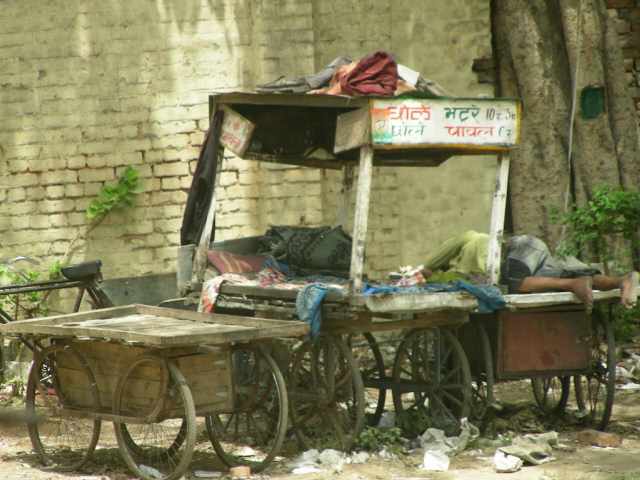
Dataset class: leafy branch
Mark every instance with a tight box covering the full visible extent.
[61,167,144,265]
[552,183,640,274]
[86,166,144,220]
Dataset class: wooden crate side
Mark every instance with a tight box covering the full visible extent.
[56,339,233,415]
[175,349,233,414]
[53,354,96,410]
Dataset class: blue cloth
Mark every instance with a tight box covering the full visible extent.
[362,280,505,314]
[296,283,343,340]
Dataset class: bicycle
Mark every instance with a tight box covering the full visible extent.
[0,257,114,385]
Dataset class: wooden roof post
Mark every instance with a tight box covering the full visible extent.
[486,151,510,286]
[191,161,222,283]
[336,165,354,229]
[349,143,374,296]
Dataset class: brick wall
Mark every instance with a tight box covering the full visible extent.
[1,0,494,296]
[606,0,640,120]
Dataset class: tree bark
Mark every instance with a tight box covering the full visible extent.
[491,0,640,263]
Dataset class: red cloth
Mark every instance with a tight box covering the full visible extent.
[207,251,265,274]
[339,51,398,96]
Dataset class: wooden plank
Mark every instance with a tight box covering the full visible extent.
[0,305,138,331]
[364,291,478,313]
[504,288,623,309]
[486,152,510,286]
[349,143,374,296]
[218,284,350,303]
[214,92,369,109]
[326,311,468,334]
[1,305,310,344]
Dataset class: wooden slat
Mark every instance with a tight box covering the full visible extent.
[0,304,309,346]
[364,291,478,313]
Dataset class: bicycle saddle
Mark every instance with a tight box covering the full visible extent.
[61,260,102,279]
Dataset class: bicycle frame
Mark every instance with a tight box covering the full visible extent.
[0,277,112,314]
[0,262,114,351]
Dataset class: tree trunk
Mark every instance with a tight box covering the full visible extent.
[492,0,640,264]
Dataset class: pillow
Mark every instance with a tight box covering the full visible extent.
[206,251,265,274]
[259,225,352,271]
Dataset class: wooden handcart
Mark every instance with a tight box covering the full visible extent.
[0,304,309,480]
[176,91,519,444]
[179,91,621,445]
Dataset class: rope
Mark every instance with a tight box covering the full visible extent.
[556,0,584,254]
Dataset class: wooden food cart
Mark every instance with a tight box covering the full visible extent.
[179,91,619,445]
[0,304,309,480]
[179,92,516,441]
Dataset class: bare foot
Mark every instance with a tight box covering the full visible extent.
[619,271,639,309]
[570,276,594,314]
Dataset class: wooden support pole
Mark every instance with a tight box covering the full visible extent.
[486,151,510,286]
[349,144,374,296]
[336,165,354,230]
[191,153,223,284]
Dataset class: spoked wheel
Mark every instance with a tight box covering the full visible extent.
[289,335,365,451]
[392,327,472,437]
[206,344,288,473]
[0,335,4,386]
[531,376,571,415]
[573,309,616,430]
[113,354,196,480]
[346,332,386,427]
[457,321,495,434]
[26,344,101,471]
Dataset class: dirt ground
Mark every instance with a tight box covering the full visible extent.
[1,378,639,480]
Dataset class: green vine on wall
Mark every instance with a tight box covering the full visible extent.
[86,166,144,219]
[60,167,145,266]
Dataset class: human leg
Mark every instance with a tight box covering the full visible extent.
[518,276,594,313]
[423,231,487,273]
[592,272,639,309]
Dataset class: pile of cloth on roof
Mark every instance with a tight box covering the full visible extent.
[255,51,456,98]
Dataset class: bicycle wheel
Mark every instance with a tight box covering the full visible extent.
[392,327,472,437]
[26,344,101,471]
[113,354,196,480]
[346,332,386,427]
[573,309,616,430]
[0,336,4,386]
[289,335,365,451]
[531,376,571,414]
[206,344,287,473]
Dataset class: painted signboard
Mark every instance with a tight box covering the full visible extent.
[370,97,520,148]
[219,105,255,157]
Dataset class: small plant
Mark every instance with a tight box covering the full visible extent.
[48,260,62,280]
[394,408,433,439]
[0,265,50,321]
[86,166,144,219]
[608,304,640,342]
[5,377,25,398]
[353,426,406,456]
[551,183,640,273]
